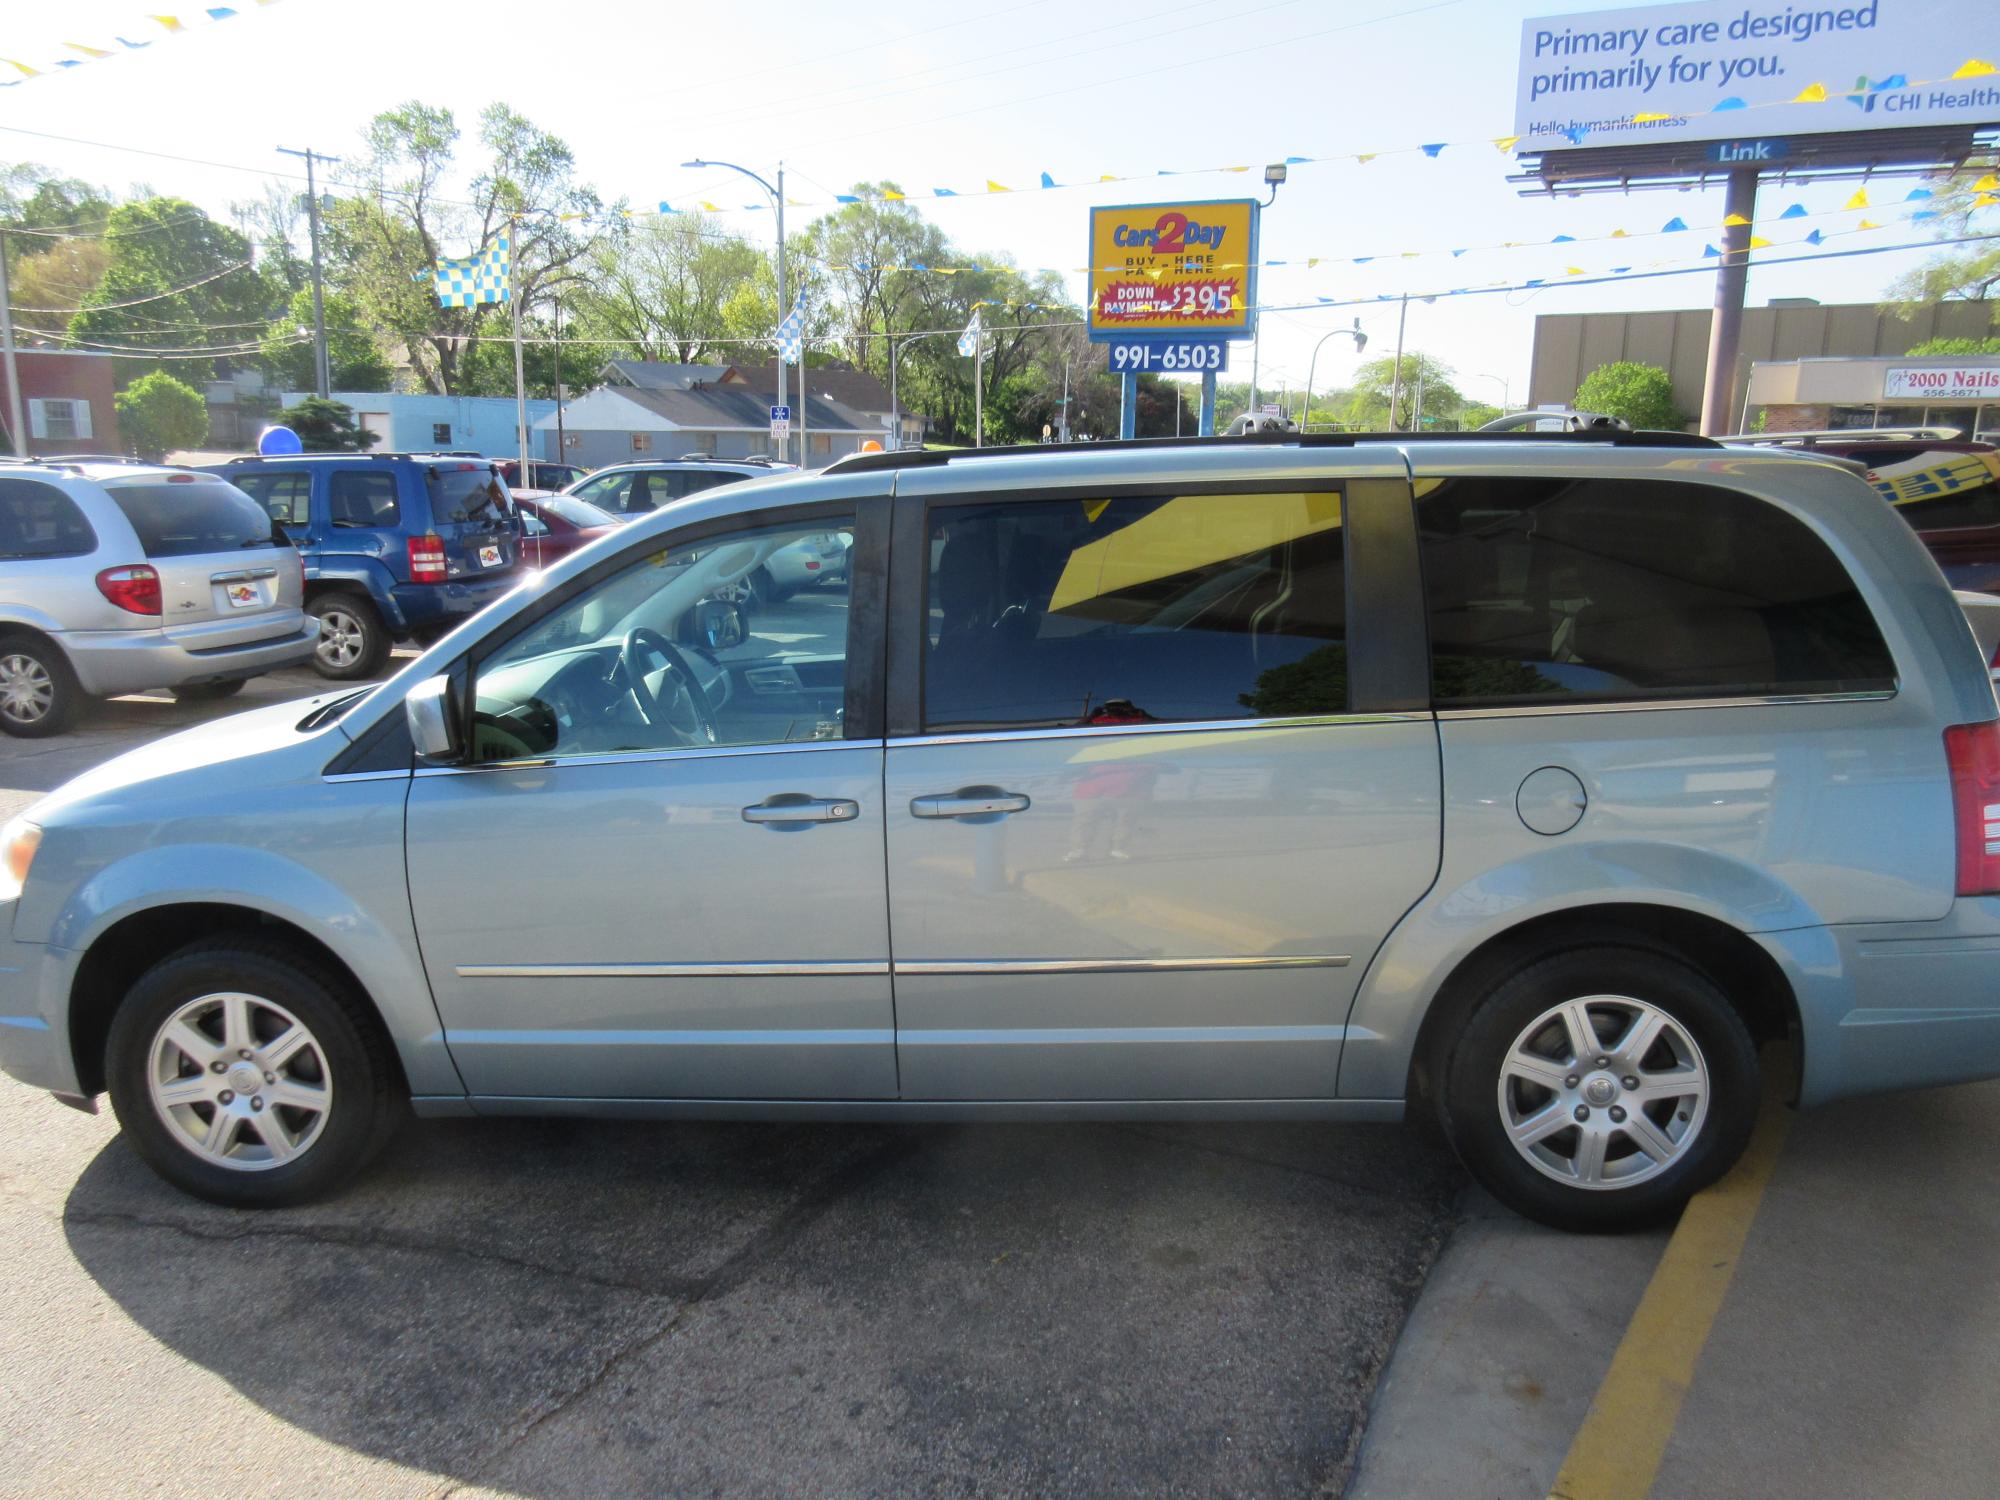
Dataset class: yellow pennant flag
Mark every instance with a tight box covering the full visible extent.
[1493,136,1520,152]
[1355,153,1376,164]
[882,189,905,200]
[1952,58,1996,78]
[1610,228,1628,237]
[1307,257,1320,268]
[935,267,958,275]
[150,14,184,30]
[1792,82,1828,102]
[1633,112,1672,123]
[1565,266,1586,275]
[1749,235,1773,248]
[1971,174,1999,191]
[1723,212,1751,225]
[1972,194,1999,208]
[1098,174,1118,183]
[1,57,39,76]
[1857,218,1881,230]
[1224,165,1250,173]
[985,180,1011,193]
[65,41,114,58]
[699,200,721,212]
[1843,187,1869,210]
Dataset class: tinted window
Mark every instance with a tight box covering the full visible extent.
[0,478,96,559]
[105,479,279,557]
[423,466,505,523]
[329,472,401,529]
[543,495,616,529]
[1416,476,1895,705]
[923,492,1348,732]
[233,471,312,528]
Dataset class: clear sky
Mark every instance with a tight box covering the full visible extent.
[1,0,1986,409]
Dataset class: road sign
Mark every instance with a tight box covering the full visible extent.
[1105,338,1230,374]
[769,404,791,439]
[1088,199,1258,344]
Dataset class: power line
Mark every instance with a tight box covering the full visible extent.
[11,259,253,313]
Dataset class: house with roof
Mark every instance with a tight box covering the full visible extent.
[539,359,892,469]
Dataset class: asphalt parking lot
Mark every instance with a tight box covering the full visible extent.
[0,658,1469,1498]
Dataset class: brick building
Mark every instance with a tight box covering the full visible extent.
[0,348,123,457]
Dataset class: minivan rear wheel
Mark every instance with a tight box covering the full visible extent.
[0,633,82,738]
[106,939,405,1208]
[1440,946,1759,1232]
[309,594,389,680]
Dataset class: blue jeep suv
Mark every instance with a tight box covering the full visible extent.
[210,454,522,679]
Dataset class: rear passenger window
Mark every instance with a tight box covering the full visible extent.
[0,477,96,558]
[233,472,312,528]
[923,491,1348,731]
[329,472,400,529]
[1416,476,1896,706]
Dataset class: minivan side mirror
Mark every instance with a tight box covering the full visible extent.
[405,674,462,765]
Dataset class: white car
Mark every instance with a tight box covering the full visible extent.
[0,459,315,735]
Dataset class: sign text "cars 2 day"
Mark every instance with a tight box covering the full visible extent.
[1088,199,1258,343]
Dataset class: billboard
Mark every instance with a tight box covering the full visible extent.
[1515,1,2000,152]
[1087,199,1259,343]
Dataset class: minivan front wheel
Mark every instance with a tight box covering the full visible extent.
[106,940,404,1207]
[1441,947,1759,1232]
[309,594,389,680]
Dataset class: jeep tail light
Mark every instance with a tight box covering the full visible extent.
[408,534,447,584]
[1943,721,2000,896]
[95,564,161,616]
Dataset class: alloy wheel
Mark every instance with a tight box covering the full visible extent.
[315,608,365,671]
[1495,994,1710,1190]
[147,991,334,1170]
[0,652,54,727]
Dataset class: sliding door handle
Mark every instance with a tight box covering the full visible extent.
[910,788,1031,820]
[742,796,860,826]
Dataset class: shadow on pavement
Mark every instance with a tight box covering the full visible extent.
[62,1112,1465,1497]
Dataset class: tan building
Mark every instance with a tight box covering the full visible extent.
[1529,300,1999,431]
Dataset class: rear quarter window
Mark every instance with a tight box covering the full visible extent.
[0,477,96,559]
[104,479,279,558]
[1416,475,1896,705]
[424,465,509,524]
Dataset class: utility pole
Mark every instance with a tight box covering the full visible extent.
[0,228,24,459]
[1700,167,1759,435]
[277,147,338,399]
[1387,292,1411,430]
[554,291,566,464]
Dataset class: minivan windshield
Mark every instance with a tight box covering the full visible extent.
[105,478,281,557]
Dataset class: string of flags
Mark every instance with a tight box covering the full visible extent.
[0,4,277,84]
[621,57,1999,219]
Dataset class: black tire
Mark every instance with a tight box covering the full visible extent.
[105,938,406,1208]
[308,593,390,681]
[171,679,247,702]
[1439,945,1760,1233]
[744,565,779,613]
[0,632,84,738]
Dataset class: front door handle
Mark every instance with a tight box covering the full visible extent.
[910,788,1032,820]
[741,796,860,827]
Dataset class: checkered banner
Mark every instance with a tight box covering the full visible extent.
[957,307,982,358]
[432,238,511,307]
[775,295,807,364]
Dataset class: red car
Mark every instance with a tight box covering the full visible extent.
[513,493,622,569]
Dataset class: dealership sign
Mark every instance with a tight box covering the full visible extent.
[1884,366,2000,401]
[1515,1,2000,152]
[1088,199,1258,342]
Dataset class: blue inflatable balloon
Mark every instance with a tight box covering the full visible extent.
[258,425,304,456]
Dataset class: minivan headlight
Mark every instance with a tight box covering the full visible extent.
[0,818,42,902]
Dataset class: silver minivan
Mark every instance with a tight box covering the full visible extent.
[0,461,316,734]
[4,432,1999,1230]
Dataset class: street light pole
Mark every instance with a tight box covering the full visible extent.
[1475,371,1512,411]
[684,157,788,460]
[890,330,950,452]
[1387,291,1411,430]
[1302,319,1366,434]
[277,146,339,399]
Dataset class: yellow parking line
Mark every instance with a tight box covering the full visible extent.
[1547,1069,1793,1500]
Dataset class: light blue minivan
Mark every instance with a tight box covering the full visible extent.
[5,431,2000,1230]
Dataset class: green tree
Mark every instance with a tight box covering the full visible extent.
[327,102,608,396]
[260,286,395,391]
[285,397,379,452]
[1343,352,1464,431]
[68,197,277,383]
[1906,335,2000,355]
[7,238,110,340]
[566,213,771,363]
[1574,360,1686,430]
[1887,153,2000,311]
[114,371,209,460]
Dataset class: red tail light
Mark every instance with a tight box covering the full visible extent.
[408,534,447,585]
[1944,721,2000,896]
[95,564,161,616]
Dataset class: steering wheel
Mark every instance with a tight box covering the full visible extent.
[621,626,718,745]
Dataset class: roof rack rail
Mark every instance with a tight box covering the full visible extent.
[824,427,1721,475]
